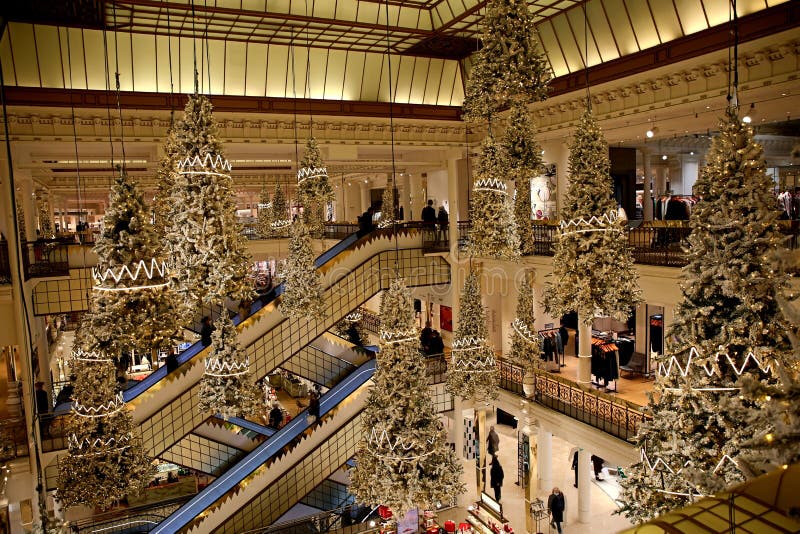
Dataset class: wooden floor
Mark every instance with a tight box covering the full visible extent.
[555,330,655,407]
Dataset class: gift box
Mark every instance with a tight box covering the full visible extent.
[378,505,393,520]
[444,520,456,533]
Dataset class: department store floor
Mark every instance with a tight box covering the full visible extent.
[435,411,635,534]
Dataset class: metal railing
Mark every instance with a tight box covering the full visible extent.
[241,222,361,241]
[69,495,194,534]
[0,418,29,461]
[20,239,71,279]
[457,219,799,267]
[497,358,649,442]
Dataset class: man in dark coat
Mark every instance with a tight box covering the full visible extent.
[548,487,565,534]
[489,455,504,502]
[421,200,436,241]
[200,316,214,347]
[487,425,500,456]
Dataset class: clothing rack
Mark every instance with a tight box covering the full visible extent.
[590,332,619,392]
[538,328,564,370]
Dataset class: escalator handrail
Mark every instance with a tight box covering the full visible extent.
[222,416,276,438]
[123,232,363,402]
[152,359,376,534]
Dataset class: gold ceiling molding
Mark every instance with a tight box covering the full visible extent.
[530,35,800,135]
[1,113,467,145]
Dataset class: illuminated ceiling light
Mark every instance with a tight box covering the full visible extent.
[662,155,668,161]
[742,103,755,124]
[690,151,695,156]
[646,126,659,138]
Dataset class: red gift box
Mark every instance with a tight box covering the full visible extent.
[444,520,456,532]
[378,505,393,520]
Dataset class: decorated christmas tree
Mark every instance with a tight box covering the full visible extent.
[16,198,27,243]
[297,136,334,204]
[257,186,273,238]
[468,133,519,260]
[37,197,54,239]
[462,0,551,123]
[543,107,640,384]
[378,184,397,228]
[350,278,465,516]
[618,108,794,523]
[198,314,259,419]
[446,269,499,401]
[57,347,155,509]
[271,182,291,237]
[152,125,180,245]
[334,311,371,347]
[280,217,325,318]
[167,94,254,309]
[503,103,542,255]
[507,270,541,371]
[81,170,182,357]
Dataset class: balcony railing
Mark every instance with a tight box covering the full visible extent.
[21,239,71,279]
[456,219,799,268]
[497,358,649,442]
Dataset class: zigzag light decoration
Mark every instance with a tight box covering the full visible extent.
[450,338,496,373]
[344,311,362,323]
[639,447,743,498]
[367,427,437,461]
[271,219,292,230]
[73,393,126,418]
[204,357,250,377]
[558,210,618,238]
[92,258,169,285]
[379,329,418,345]
[176,153,233,176]
[68,432,132,451]
[473,177,508,195]
[512,318,538,344]
[658,347,774,392]
[297,166,328,185]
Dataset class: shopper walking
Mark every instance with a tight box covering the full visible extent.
[547,487,565,534]
[436,206,449,244]
[200,316,215,347]
[487,425,500,456]
[489,455,504,502]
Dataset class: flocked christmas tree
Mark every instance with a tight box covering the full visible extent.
[257,186,273,238]
[462,0,551,123]
[350,278,465,516]
[334,311,371,347]
[280,217,325,318]
[152,125,180,245]
[198,314,259,419]
[81,170,182,358]
[618,107,795,523]
[446,269,499,401]
[468,133,520,260]
[503,103,543,255]
[271,182,291,238]
[543,106,640,384]
[16,198,27,243]
[57,347,155,509]
[37,196,54,239]
[378,183,397,228]
[297,136,334,238]
[507,270,541,371]
[167,94,254,309]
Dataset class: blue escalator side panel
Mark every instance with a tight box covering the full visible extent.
[124,232,362,402]
[152,359,376,534]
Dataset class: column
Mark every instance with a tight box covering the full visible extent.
[641,148,653,221]
[654,166,668,197]
[475,407,488,498]
[399,172,411,221]
[520,406,539,534]
[409,173,423,221]
[334,182,346,222]
[541,140,568,217]
[681,155,699,196]
[577,322,592,384]
[537,426,552,493]
[577,448,591,522]
[17,171,37,242]
[453,396,468,507]
[359,181,371,213]
[447,152,467,251]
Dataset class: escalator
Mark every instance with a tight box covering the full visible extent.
[127,227,449,458]
[151,360,377,534]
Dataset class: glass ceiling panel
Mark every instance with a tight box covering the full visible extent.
[675,0,711,35]
[650,1,683,43]
[36,25,64,88]
[624,0,659,49]
[244,42,268,97]
[601,0,639,56]
[551,15,582,73]
[584,0,618,63]
[565,7,601,68]
[536,20,566,76]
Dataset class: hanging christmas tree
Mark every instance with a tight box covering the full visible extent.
[280,217,325,318]
[81,170,182,357]
[462,0,551,123]
[57,347,155,509]
[446,269,499,401]
[334,311,371,347]
[198,314,259,419]
[297,136,334,203]
[152,125,179,245]
[378,183,396,228]
[618,108,794,523]
[271,182,291,237]
[37,196,54,239]
[507,270,541,371]
[503,103,542,255]
[542,106,640,383]
[167,94,254,309]
[468,133,519,260]
[257,186,273,238]
[350,278,465,516]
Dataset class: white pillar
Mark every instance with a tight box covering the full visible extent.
[453,396,469,507]
[409,173,424,221]
[537,426,552,492]
[577,448,591,523]
[641,148,653,221]
[681,156,699,196]
[447,152,467,251]
[541,140,569,217]
[359,181,370,213]
[399,172,410,221]
[654,166,668,197]
[577,321,592,385]
[521,409,539,534]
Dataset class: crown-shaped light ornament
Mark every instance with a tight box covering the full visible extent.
[379,328,418,345]
[297,166,329,186]
[344,311,362,322]
[72,392,126,418]
[558,210,618,238]
[473,177,508,195]
[71,347,114,363]
[68,432,132,453]
[511,318,538,345]
[638,446,744,498]
[204,357,250,378]
[92,258,169,290]
[176,153,233,176]
[366,426,438,461]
